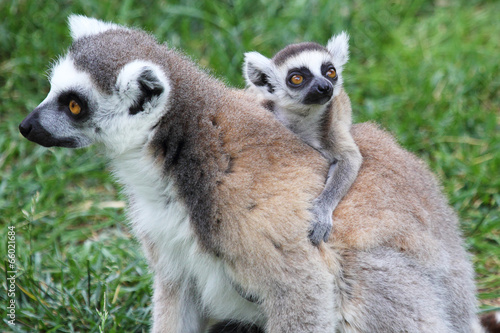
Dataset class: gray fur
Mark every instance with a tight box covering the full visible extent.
[70,28,164,93]
[337,247,472,332]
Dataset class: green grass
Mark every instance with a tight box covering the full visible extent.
[1,0,499,331]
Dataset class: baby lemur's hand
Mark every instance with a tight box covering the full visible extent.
[308,198,334,246]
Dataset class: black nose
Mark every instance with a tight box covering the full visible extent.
[19,119,33,138]
[317,83,332,94]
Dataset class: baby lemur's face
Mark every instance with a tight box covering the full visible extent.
[273,44,339,106]
[244,32,349,114]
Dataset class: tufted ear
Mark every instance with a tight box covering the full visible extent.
[243,51,275,94]
[326,31,350,69]
[68,14,122,41]
[116,60,170,115]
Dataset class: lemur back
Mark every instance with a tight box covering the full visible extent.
[244,33,362,245]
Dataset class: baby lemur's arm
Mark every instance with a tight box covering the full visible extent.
[309,111,362,244]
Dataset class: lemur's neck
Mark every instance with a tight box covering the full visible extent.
[111,147,164,197]
[273,103,330,152]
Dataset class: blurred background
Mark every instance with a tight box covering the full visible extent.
[1,0,499,331]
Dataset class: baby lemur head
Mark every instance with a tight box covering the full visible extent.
[244,32,349,116]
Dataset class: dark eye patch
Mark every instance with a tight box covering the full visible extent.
[321,62,338,83]
[286,67,313,89]
[321,63,332,74]
[321,63,336,76]
[57,90,90,121]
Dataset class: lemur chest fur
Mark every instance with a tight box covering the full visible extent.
[111,148,262,323]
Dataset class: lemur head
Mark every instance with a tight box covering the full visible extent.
[244,32,349,115]
[19,15,171,156]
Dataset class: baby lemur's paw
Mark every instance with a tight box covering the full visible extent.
[308,202,333,246]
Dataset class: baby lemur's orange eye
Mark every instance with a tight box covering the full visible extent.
[69,100,81,115]
[326,68,337,78]
[290,74,304,85]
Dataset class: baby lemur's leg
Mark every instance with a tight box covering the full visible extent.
[309,123,362,245]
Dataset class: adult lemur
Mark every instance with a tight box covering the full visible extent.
[243,33,360,245]
[19,16,484,332]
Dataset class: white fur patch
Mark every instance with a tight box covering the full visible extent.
[68,15,122,41]
[48,55,94,97]
[327,31,350,68]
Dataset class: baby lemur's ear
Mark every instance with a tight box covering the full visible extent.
[243,51,275,94]
[326,31,350,69]
[116,60,170,115]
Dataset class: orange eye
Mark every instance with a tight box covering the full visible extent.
[290,74,304,85]
[69,100,81,115]
[326,68,337,78]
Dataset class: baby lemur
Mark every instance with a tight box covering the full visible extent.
[243,32,362,245]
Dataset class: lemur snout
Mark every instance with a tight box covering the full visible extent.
[303,81,333,105]
[19,107,79,148]
[19,110,42,143]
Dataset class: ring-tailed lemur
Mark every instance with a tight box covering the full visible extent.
[243,33,362,245]
[18,15,337,332]
[19,16,483,333]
